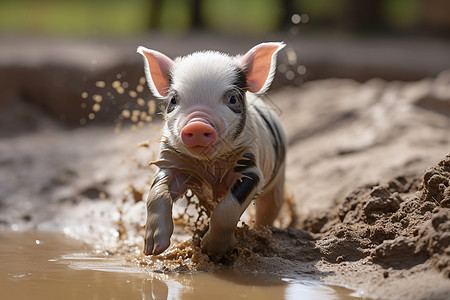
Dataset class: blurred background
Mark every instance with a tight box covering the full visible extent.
[0,0,449,36]
[0,0,449,127]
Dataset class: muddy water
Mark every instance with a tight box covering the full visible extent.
[0,232,366,300]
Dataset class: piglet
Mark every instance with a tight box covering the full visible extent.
[137,42,286,259]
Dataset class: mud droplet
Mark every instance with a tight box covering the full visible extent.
[112,81,121,89]
[129,90,138,98]
[92,103,101,112]
[121,110,131,119]
[139,77,146,85]
[136,85,144,93]
[92,94,103,103]
[88,113,95,120]
[137,98,146,106]
[148,100,156,115]
[81,92,88,99]
[95,81,106,88]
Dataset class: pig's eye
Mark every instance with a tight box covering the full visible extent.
[225,93,243,114]
[167,96,178,114]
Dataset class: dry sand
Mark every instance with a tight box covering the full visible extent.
[1,70,449,299]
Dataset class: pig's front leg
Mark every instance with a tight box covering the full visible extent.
[201,169,263,258]
[144,170,187,255]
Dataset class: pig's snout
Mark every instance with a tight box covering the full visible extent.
[181,120,217,153]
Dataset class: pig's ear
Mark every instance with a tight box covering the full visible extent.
[137,46,174,98]
[240,42,285,94]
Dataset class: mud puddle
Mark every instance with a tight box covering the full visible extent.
[0,231,369,300]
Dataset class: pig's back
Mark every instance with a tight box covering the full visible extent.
[245,94,287,188]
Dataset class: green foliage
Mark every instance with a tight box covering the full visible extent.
[202,0,280,35]
[383,0,422,28]
[0,0,150,36]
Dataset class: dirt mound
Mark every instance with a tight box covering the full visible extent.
[300,155,450,276]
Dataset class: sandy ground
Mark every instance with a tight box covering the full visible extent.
[1,36,450,299]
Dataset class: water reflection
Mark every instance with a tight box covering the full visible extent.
[0,232,368,300]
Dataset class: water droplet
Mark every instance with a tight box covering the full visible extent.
[300,13,309,24]
[291,14,301,25]
[286,48,297,65]
[35,240,41,245]
[297,65,307,75]
[278,64,288,73]
[285,70,295,80]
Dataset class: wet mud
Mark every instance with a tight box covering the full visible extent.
[0,231,367,300]
[1,74,450,299]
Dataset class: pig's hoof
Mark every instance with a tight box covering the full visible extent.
[144,225,173,256]
[200,230,236,260]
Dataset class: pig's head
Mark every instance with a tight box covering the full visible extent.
[137,42,285,160]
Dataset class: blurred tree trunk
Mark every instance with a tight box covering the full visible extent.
[338,0,387,33]
[279,0,296,29]
[191,0,204,29]
[149,0,163,29]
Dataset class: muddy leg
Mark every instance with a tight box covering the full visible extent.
[201,170,263,258]
[144,181,174,255]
